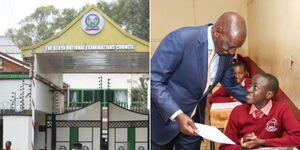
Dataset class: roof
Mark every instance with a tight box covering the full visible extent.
[0,36,21,53]
[0,51,30,69]
[21,5,149,56]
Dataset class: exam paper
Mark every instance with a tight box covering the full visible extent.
[194,123,235,144]
[211,102,241,110]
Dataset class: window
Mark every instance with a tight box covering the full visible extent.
[67,89,128,107]
[94,90,103,101]
[69,90,80,102]
[114,90,127,103]
[83,90,93,102]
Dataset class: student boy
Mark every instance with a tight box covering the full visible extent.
[220,73,300,149]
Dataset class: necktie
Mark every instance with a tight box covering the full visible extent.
[191,49,216,118]
[254,109,264,119]
[203,49,216,93]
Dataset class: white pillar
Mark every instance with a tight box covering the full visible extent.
[3,116,32,150]
[127,74,132,109]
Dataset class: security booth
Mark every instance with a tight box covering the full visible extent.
[21,5,149,150]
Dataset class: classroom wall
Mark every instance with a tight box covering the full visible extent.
[247,0,300,108]
[151,0,248,57]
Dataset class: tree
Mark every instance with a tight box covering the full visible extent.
[131,76,148,109]
[97,0,149,41]
[6,1,149,48]
[5,5,79,48]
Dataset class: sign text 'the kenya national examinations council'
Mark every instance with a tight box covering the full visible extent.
[45,44,135,51]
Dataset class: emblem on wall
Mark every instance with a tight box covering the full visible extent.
[265,118,278,132]
[81,11,104,35]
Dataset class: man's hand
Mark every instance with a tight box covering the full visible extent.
[175,113,198,136]
[230,96,238,102]
[240,133,265,149]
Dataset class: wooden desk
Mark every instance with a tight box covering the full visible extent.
[209,102,241,150]
[210,102,241,129]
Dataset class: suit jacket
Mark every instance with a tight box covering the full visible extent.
[209,78,250,103]
[151,24,247,145]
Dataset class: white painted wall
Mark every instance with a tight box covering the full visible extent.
[63,74,146,89]
[3,116,32,150]
[35,54,65,113]
[35,80,54,113]
[34,112,46,150]
[0,79,31,111]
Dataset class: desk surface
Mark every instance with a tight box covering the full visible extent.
[210,102,241,129]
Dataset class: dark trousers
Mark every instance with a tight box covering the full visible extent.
[151,104,203,150]
[151,133,201,150]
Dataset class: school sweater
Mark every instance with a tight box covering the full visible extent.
[220,101,300,150]
[209,78,250,104]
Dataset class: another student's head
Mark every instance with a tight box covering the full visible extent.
[246,73,279,108]
[5,141,11,149]
[232,61,248,83]
[72,142,82,150]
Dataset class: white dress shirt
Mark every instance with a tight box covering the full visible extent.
[170,25,220,121]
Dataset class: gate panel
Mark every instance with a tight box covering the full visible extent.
[46,101,102,150]
[108,103,148,150]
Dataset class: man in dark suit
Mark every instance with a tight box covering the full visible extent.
[151,12,247,150]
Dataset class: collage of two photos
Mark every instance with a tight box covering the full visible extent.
[0,0,148,149]
[1,0,300,150]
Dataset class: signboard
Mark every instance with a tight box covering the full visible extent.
[81,11,105,35]
[45,44,135,51]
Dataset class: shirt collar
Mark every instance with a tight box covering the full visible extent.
[207,25,215,50]
[249,100,273,116]
[241,78,246,87]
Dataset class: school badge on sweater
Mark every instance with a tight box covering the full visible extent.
[265,118,278,132]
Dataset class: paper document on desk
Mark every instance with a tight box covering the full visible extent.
[194,123,235,144]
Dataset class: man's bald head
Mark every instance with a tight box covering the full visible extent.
[212,12,247,55]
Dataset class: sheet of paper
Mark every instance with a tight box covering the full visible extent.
[194,123,235,144]
[211,102,241,110]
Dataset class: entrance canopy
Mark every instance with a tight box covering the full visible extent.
[21,6,149,73]
[36,53,148,73]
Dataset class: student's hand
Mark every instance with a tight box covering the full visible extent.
[240,133,265,149]
[175,113,199,136]
[241,133,256,143]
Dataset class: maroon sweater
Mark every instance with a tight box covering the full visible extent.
[209,78,250,104]
[220,101,300,150]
